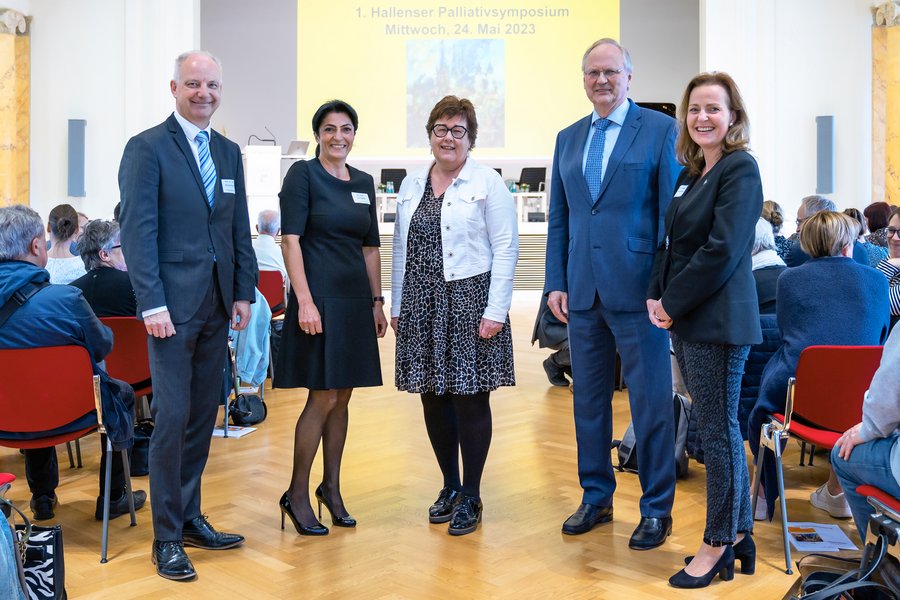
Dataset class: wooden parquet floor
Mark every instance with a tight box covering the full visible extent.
[0,291,859,599]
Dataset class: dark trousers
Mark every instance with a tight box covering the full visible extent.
[568,293,675,516]
[147,274,229,541]
[24,434,128,499]
[673,335,752,545]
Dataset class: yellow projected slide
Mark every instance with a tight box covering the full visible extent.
[297,1,619,158]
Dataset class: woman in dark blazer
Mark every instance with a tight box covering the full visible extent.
[647,72,762,589]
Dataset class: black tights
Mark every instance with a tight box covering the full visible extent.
[421,391,492,498]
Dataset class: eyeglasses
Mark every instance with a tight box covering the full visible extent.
[110,244,121,249]
[584,68,624,81]
[888,228,900,239]
[431,124,468,139]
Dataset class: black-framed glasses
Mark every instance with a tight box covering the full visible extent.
[584,68,624,81]
[431,124,468,139]
[888,227,900,239]
[110,244,121,249]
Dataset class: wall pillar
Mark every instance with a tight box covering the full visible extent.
[0,8,29,207]
[873,1,900,205]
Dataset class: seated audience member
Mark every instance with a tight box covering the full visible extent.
[831,323,900,540]
[748,211,890,520]
[70,219,137,317]
[45,203,87,284]
[252,209,287,279]
[751,217,786,314]
[874,206,900,328]
[845,207,888,268]
[761,200,790,260]
[865,201,893,248]
[532,294,571,386]
[0,205,146,521]
[785,196,867,267]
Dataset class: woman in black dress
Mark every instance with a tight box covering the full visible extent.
[391,96,518,536]
[647,73,762,588]
[274,100,387,535]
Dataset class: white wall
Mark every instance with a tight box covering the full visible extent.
[28,0,196,222]
[701,0,874,235]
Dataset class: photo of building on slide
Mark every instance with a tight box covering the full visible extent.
[406,39,504,148]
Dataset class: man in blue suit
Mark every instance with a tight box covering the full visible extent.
[544,38,681,549]
[119,51,257,580]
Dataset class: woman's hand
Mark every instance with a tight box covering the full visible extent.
[479,318,503,339]
[646,299,673,329]
[373,304,388,338]
[835,422,864,460]
[390,317,399,333]
[297,297,322,335]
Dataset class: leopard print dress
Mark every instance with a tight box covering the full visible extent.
[395,178,515,395]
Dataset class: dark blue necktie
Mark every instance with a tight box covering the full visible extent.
[584,117,611,200]
[195,130,217,209]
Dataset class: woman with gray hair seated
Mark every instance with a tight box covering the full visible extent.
[751,217,786,314]
[69,219,137,317]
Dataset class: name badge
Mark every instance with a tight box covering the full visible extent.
[674,184,689,198]
[221,179,235,194]
[351,192,370,205]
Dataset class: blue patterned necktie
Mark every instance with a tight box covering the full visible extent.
[584,117,611,200]
[195,130,217,209]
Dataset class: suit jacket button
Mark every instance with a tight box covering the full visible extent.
[591,209,598,215]
[208,246,215,253]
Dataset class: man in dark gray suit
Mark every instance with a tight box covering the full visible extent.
[119,50,257,581]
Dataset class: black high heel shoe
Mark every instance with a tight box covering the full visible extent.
[315,484,357,528]
[279,492,328,536]
[684,534,756,575]
[669,545,735,589]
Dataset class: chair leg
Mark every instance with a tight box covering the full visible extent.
[75,439,83,468]
[799,441,807,467]
[100,437,112,564]
[808,444,816,467]
[66,442,75,469]
[774,437,793,575]
[120,449,137,526]
[751,439,765,520]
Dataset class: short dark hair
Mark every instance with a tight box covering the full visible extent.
[48,203,79,240]
[864,202,893,232]
[425,95,478,148]
[311,100,359,158]
[76,219,120,270]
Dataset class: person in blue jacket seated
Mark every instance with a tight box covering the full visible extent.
[748,211,890,522]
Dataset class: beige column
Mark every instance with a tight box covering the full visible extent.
[873,2,900,205]
[0,8,29,207]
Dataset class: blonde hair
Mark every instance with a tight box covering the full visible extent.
[799,211,856,258]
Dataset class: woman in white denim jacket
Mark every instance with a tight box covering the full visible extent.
[390,95,518,536]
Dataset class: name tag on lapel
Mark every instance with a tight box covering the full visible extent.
[674,184,689,198]
[221,179,235,194]
[351,192,370,204]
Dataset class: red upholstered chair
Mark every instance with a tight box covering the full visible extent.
[99,317,152,399]
[258,270,286,318]
[0,345,138,563]
[751,345,884,574]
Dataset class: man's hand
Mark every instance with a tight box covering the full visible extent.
[547,291,569,324]
[231,301,251,331]
[145,311,176,338]
[835,422,864,461]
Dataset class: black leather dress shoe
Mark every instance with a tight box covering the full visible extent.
[152,540,196,581]
[182,515,245,550]
[429,487,461,523]
[543,357,570,386]
[561,503,613,535]
[448,495,483,536]
[95,489,147,521]
[629,516,673,550]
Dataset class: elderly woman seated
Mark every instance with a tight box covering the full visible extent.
[748,211,890,520]
[751,217,786,314]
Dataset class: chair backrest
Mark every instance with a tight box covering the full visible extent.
[380,168,407,188]
[518,167,546,191]
[100,317,151,392]
[791,345,884,433]
[0,346,99,433]
[258,270,285,315]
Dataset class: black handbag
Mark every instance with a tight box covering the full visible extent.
[130,418,154,476]
[1,495,66,600]
[229,393,267,426]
